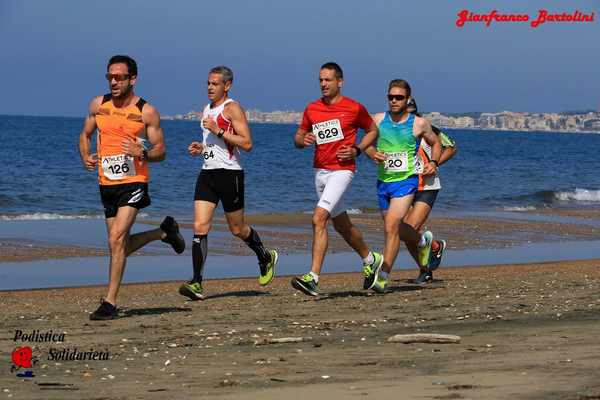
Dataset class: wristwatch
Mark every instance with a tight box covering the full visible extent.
[140,149,148,161]
[217,128,225,139]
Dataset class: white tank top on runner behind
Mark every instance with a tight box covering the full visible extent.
[201,98,243,170]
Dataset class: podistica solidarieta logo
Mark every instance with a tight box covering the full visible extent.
[10,330,110,379]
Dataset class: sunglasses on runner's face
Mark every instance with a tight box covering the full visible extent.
[387,94,407,102]
[105,73,130,82]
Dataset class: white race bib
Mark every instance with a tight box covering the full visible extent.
[414,153,424,173]
[313,119,344,145]
[102,154,136,180]
[384,152,409,172]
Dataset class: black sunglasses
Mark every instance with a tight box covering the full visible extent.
[387,94,407,101]
[105,73,130,82]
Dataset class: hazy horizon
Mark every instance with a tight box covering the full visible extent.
[1,1,598,117]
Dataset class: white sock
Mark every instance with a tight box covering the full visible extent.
[380,271,389,281]
[418,234,427,248]
[363,252,375,266]
[309,271,319,283]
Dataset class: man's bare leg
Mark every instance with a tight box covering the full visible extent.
[331,211,369,259]
[310,206,330,275]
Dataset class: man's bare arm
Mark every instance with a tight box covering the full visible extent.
[78,97,101,171]
[221,102,253,151]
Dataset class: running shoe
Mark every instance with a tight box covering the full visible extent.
[89,299,118,321]
[414,271,433,284]
[160,216,186,254]
[291,273,319,296]
[428,239,446,271]
[178,281,204,300]
[372,276,388,294]
[362,252,384,290]
[417,231,434,268]
[259,249,278,286]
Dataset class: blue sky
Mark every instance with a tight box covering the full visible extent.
[1,0,598,117]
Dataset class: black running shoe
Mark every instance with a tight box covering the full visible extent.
[160,216,186,254]
[428,240,446,271]
[414,271,433,284]
[89,299,118,321]
[291,273,319,296]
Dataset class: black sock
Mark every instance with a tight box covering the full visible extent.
[192,234,207,283]
[243,227,270,265]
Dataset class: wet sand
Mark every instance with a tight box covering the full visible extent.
[1,260,600,399]
[2,211,600,262]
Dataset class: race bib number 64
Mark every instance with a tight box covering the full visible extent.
[102,154,136,180]
[313,119,344,145]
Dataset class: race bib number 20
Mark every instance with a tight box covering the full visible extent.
[102,154,136,180]
[385,152,409,172]
[313,119,344,145]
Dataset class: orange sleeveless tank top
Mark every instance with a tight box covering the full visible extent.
[95,95,149,185]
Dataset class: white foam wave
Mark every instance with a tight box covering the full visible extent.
[554,188,600,202]
[0,212,151,221]
[503,206,537,212]
[346,208,362,215]
[0,213,104,221]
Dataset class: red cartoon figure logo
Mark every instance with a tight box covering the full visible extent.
[12,346,33,368]
[11,346,37,378]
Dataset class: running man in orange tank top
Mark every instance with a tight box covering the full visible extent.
[78,55,186,321]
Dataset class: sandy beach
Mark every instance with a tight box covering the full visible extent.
[2,260,600,399]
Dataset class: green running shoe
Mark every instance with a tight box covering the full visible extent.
[259,249,278,286]
[417,231,434,268]
[291,273,319,296]
[362,252,383,290]
[178,281,204,300]
[371,276,388,294]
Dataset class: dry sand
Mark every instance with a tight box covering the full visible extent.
[2,260,600,399]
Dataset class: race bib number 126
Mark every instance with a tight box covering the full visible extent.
[102,154,136,180]
[313,119,344,145]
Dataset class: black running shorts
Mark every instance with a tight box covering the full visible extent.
[413,189,439,209]
[194,169,244,213]
[99,182,151,218]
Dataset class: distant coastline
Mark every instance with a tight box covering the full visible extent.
[163,109,600,134]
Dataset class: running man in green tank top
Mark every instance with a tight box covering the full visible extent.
[364,79,442,293]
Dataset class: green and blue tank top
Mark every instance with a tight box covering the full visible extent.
[377,112,419,183]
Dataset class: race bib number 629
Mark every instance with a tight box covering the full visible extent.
[313,119,344,145]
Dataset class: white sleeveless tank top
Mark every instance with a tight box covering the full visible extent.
[201,99,243,170]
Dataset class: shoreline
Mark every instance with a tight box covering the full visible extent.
[1,209,599,263]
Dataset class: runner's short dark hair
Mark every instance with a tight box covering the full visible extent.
[210,66,234,83]
[388,79,411,97]
[321,62,343,79]
[108,55,138,77]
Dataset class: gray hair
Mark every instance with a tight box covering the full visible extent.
[209,66,234,83]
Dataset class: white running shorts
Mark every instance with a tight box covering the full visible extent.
[314,169,354,217]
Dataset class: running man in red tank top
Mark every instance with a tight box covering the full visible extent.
[291,62,383,296]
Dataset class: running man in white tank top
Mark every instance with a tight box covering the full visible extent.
[178,66,279,300]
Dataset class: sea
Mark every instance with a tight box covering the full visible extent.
[2,114,600,290]
[1,114,599,222]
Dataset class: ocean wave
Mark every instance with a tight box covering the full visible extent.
[500,188,600,206]
[503,206,537,212]
[0,213,104,221]
[346,208,362,215]
[554,188,600,202]
[0,212,149,221]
